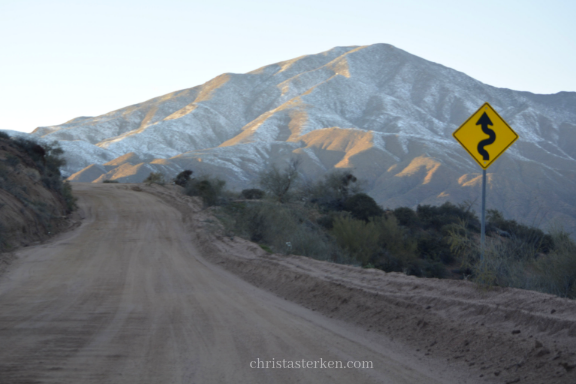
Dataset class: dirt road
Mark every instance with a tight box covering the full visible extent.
[0,183,473,383]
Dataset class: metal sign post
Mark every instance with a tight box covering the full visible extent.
[452,103,519,260]
[481,169,486,259]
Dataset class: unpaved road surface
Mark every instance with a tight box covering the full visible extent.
[1,184,575,384]
[0,183,467,383]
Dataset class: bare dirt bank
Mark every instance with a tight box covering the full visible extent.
[147,184,576,384]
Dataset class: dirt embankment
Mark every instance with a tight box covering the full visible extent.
[147,184,576,384]
[0,136,78,273]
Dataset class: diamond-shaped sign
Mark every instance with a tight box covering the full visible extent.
[453,102,518,170]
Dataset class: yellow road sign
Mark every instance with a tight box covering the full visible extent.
[452,102,518,170]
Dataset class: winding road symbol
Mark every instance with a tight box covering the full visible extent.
[452,102,518,170]
[476,112,495,160]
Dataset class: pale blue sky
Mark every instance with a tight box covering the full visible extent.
[1,0,574,132]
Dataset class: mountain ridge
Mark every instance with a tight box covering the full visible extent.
[3,43,576,234]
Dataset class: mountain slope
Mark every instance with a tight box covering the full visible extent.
[17,43,576,233]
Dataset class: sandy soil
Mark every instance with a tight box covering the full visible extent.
[0,183,574,383]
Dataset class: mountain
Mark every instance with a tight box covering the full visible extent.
[9,43,576,234]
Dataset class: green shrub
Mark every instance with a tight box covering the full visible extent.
[393,207,420,227]
[241,188,265,200]
[259,244,273,254]
[317,213,335,229]
[343,193,384,221]
[331,215,380,265]
[224,201,348,262]
[174,170,193,187]
[532,229,576,298]
[487,209,553,253]
[184,176,226,206]
[103,179,119,183]
[144,172,166,186]
[417,201,480,232]
[417,231,454,264]
[62,180,78,213]
[303,170,362,211]
[370,215,419,272]
[0,131,10,140]
[259,159,299,203]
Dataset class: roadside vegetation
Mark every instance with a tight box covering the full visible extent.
[0,132,77,252]
[159,161,575,299]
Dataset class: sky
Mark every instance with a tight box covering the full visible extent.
[1,0,574,133]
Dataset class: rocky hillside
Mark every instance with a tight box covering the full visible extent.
[11,43,576,234]
[0,132,76,260]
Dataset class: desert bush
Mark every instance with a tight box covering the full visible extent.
[369,215,420,273]
[225,201,338,260]
[531,229,576,298]
[393,207,420,228]
[417,231,454,264]
[316,213,336,229]
[0,131,10,140]
[417,201,480,232]
[12,139,67,192]
[223,201,349,262]
[446,218,574,295]
[259,159,300,203]
[241,188,265,200]
[331,215,380,265]
[62,180,77,213]
[487,209,553,253]
[302,170,362,211]
[184,176,226,206]
[44,142,66,173]
[144,172,166,186]
[343,193,384,222]
[471,239,532,288]
[174,170,193,187]
[103,179,119,183]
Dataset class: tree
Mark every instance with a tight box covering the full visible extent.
[302,170,362,211]
[259,159,300,203]
[343,193,384,221]
[174,170,193,187]
[144,172,166,186]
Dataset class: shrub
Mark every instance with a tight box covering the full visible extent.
[259,159,299,203]
[370,215,419,272]
[331,215,380,265]
[144,172,166,186]
[487,209,553,253]
[259,244,273,254]
[393,207,420,227]
[343,193,384,222]
[241,188,265,200]
[62,180,78,213]
[417,201,480,232]
[532,229,576,298]
[174,170,193,187]
[184,176,226,206]
[302,170,362,211]
[417,231,454,264]
[0,131,10,140]
[225,201,349,262]
[103,179,119,183]
[317,214,335,229]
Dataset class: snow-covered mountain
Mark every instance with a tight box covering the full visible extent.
[7,43,576,233]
